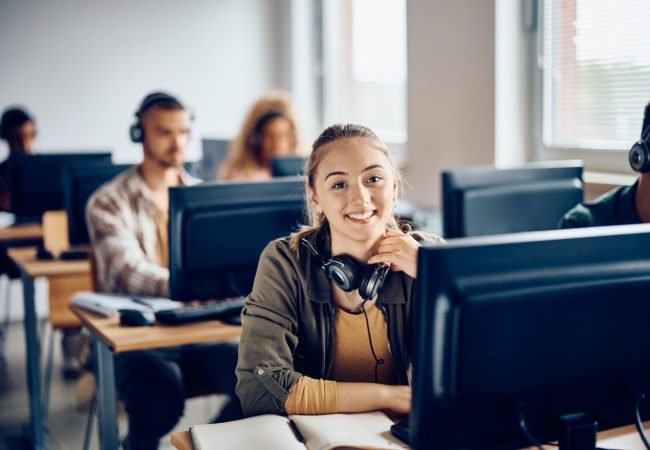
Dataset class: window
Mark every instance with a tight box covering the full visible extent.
[538,0,650,170]
[321,0,407,157]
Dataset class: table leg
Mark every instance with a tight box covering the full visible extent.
[93,336,119,450]
[21,271,48,449]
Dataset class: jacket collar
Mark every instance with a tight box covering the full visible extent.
[123,165,200,212]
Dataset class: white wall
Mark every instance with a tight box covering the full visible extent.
[495,0,535,168]
[405,0,496,209]
[0,0,288,164]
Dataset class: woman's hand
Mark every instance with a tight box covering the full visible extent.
[382,385,412,415]
[367,230,420,278]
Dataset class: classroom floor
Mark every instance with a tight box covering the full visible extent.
[0,319,225,450]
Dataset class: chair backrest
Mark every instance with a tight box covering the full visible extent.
[42,210,69,256]
[442,161,584,238]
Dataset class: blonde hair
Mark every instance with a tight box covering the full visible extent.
[218,91,304,180]
[289,123,406,253]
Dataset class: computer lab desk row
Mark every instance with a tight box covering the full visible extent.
[4,235,241,450]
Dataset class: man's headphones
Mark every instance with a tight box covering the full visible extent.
[301,238,390,301]
[129,92,183,143]
[629,126,650,173]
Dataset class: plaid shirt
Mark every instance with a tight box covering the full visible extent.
[86,166,199,297]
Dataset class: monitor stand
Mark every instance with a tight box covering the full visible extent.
[559,414,597,450]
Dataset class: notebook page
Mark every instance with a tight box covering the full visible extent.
[291,411,409,450]
[190,414,306,450]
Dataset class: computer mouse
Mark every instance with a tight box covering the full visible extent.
[119,309,155,326]
[36,245,55,260]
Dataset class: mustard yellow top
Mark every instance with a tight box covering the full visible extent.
[284,305,397,415]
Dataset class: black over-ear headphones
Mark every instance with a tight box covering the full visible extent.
[629,126,650,173]
[129,92,182,143]
[301,238,390,301]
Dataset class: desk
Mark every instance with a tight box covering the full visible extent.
[9,247,91,450]
[169,422,650,450]
[0,223,42,242]
[72,306,241,450]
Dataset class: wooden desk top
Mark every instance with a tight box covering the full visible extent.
[171,422,650,450]
[8,247,90,278]
[71,306,241,353]
[0,223,42,242]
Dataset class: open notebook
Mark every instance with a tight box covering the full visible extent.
[190,411,409,450]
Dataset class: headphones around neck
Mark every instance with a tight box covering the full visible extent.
[129,92,183,144]
[629,126,650,173]
[301,238,390,301]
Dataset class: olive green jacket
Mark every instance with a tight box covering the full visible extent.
[235,231,442,417]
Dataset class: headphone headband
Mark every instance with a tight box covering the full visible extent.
[136,92,182,117]
[130,91,185,143]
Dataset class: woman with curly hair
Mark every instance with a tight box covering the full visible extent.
[218,91,305,181]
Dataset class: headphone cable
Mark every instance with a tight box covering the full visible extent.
[361,302,385,383]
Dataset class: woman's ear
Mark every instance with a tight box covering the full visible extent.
[306,184,321,214]
[393,182,399,204]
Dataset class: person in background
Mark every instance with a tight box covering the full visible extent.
[0,106,37,211]
[218,91,304,180]
[86,92,241,450]
[236,123,444,418]
[559,101,650,228]
[0,107,37,364]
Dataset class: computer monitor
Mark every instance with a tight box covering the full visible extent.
[200,138,229,180]
[63,163,132,246]
[168,177,306,301]
[6,152,112,222]
[271,156,306,177]
[411,225,650,449]
[441,160,583,238]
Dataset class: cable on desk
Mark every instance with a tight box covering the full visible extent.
[634,394,650,450]
[516,403,544,450]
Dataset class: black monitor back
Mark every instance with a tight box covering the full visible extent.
[200,138,229,180]
[169,177,306,301]
[441,161,583,238]
[6,152,112,222]
[412,225,650,449]
[271,156,306,177]
[63,163,132,245]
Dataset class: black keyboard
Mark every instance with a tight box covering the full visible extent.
[59,248,89,260]
[390,419,410,445]
[154,297,245,325]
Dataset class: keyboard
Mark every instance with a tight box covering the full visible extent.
[154,297,245,325]
[59,248,89,260]
[390,419,410,445]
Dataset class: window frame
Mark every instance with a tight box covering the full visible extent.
[532,0,640,176]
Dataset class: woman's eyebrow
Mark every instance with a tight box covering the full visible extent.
[324,164,385,181]
[325,170,346,181]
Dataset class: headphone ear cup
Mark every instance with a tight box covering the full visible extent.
[130,123,143,143]
[358,264,390,301]
[629,140,650,173]
[323,255,359,292]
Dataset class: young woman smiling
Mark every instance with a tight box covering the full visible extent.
[236,123,444,417]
